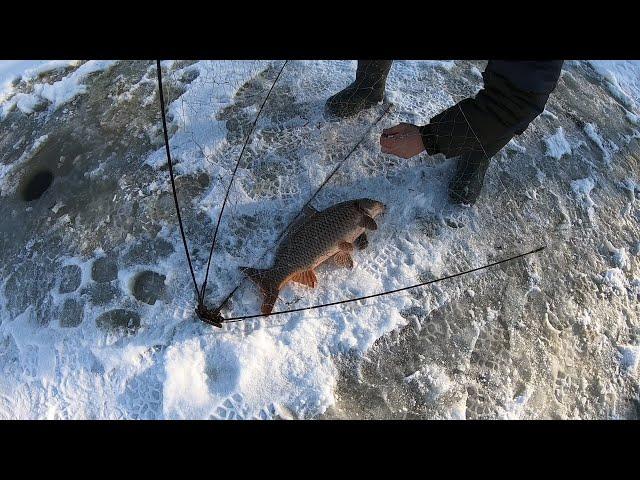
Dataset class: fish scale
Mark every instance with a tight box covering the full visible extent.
[242,198,386,314]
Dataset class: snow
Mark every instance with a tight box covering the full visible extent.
[583,122,618,163]
[145,61,269,173]
[469,65,483,80]
[0,60,115,118]
[0,133,48,196]
[589,61,640,115]
[571,177,597,221]
[601,268,627,293]
[405,364,452,402]
[33,61,115,109]
[422,60,456,71]
[617,345,639,374]
[545,127,572,160]
[506,138,527,154]
[0,60,79,86]
[611,246,631,271]
[0,61,59,91]
[163,338,213,418]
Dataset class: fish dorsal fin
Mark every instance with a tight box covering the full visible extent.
[290,269,317,288]
[338,241,354,252]
[360,215,378,230]
[333,251,354,269]
[302,204,318,217]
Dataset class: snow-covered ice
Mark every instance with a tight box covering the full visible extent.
[571,177,597,221]
[589,61,640,116]
[1,59,639,419]
[1,60,114,118]
[583,122,618,163]
[618,345,639,373]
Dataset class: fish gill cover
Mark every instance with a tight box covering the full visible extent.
[0,60,638,419]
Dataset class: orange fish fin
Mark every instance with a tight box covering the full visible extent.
[338,241,354,252]
[241,267,280,315]
[261,288,279,315]
[289,271,305,286]
[290,269,317,288]
[332,251,354,269]
[360,215,378,230]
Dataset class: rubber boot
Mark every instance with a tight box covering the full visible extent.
[448,150,491,206]
[325,60,392,118]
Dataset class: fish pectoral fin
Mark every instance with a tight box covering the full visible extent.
[338,241,354,252]
[355,233,368,250]
[360,215,378,230]
[333,251,354,269]
[290,269,317,288]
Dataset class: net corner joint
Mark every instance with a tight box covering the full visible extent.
[195,303,225,328]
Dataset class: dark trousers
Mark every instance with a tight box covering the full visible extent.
[355,60,563,162]
[419,61,564,162]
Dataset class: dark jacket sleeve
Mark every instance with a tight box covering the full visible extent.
[420,60,563,159]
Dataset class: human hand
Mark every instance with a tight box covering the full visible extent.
[380,123,425,159]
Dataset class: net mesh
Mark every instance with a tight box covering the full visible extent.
[157,60,562,331]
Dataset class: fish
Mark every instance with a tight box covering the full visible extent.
[241,198,386,315]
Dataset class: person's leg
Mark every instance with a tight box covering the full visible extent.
[420,62,561,205]
[447,134,513,205]
[325,60,392,118]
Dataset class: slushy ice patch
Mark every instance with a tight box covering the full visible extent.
[95,309,141,333]
[91,256,118,283]
[131,270,166,305]
[60,298,84,327]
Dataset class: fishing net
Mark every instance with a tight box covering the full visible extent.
[155,60,566,331]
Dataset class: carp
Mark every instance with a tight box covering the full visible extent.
[242,198,386,314]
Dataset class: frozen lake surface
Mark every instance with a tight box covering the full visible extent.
[0,60,639,419]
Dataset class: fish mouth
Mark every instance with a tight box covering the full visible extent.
[357,198,387,218]
[371,202,387,219]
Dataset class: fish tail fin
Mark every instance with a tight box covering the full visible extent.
[240,267,280,315]
[261,289,279,315]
